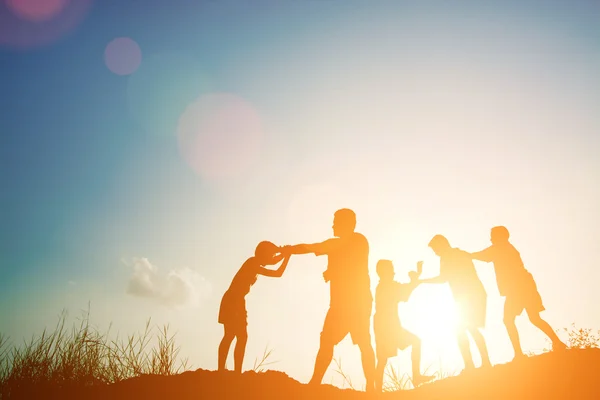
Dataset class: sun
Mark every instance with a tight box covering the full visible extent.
[401,284,459,343]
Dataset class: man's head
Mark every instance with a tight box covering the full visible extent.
[428,234,451,257]
[332,208,356,238]
[376,259,394,281]
[490,226,510,244]
[255,241,278,264]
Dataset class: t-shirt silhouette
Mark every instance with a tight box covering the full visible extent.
[441,248,486,302]
[374,280,410,326]
[474,242,528,296]
[312,232,372,310]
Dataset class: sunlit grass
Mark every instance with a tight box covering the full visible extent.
[252,346,279,373]
[561,324,600,349]
[0,307,189,398]
[1,311,598,398]
[332,356,355,390]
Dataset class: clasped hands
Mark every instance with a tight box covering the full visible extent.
[408,261,424,284]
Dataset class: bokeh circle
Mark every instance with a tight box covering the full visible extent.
[177,93,264,180]
[104,37,142,76]
[0,0,93,49]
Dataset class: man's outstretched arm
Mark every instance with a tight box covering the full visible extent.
[284,244,320,255]
[417,260,446,284]
[470,246,495,263]
[282,238,338,256]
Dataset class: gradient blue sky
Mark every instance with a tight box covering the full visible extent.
[1,0,599,389]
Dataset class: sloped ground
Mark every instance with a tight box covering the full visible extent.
[15,349,600,399]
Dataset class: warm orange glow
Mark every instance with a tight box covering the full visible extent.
[403,285,459,343]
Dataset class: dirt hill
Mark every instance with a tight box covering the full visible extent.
[17,349,600,399]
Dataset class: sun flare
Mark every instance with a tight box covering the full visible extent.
[402,285,459,343]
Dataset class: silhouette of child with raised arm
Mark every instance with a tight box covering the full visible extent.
[374,259,434,392]
[469,226,566,360]
[218,241,291,373]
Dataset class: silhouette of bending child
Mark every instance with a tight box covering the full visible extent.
[469,226,566,360]
[374,259,434,391]
[218,241,291,373]
[419,235,491,371]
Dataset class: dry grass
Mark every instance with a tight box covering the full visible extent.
[332,356,355,390]
[561,324,600,349]
[0,308,188,398]
[252,346,279,373]
[2,309,598,399]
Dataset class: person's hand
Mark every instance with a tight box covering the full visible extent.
[416,261,423,276]
[408,270,420,283]
[323,269,331,282]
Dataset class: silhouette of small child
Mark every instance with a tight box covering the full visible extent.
[374,259,434,391]
[217,241,291,373]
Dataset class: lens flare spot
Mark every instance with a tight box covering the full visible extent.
[177,93,264,180]
[0,0,92,48]
[404,285,458,343]
[6,0,68,21]
[104,37,142,76]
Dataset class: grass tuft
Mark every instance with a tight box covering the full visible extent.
[0,307,188,398]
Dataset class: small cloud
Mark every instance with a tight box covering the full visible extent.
[68,280,77,286]
[124,257,212,308]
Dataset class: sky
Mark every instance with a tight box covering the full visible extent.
[1,0,599,389]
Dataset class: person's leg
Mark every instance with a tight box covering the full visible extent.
[399,329,434,386]
[468,327,491,367]
[310,337,337,385]
[411,337,421,380]
[354,304,376,392]
[357,338,376,392]
[233,326,248,373]
[503,297,525,359]
[527,311,566,350]
[456,330,475,370]
[218,325,235,371]
[310,309,345,385]
[375,354,388,393]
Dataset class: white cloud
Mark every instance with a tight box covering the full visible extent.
[124,257,212,308]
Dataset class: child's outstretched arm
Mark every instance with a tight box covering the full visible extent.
[267,252,285,265]
[256,254,292,278]
[402,262,424,298]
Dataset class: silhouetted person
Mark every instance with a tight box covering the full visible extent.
[218,241,291,373]
[283,208,376,392]
[419,234,491,371]
[470,226,566,360]
[374,259,434,392]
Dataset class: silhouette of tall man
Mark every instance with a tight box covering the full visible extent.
[470,226,566,360]
[420,234,491,371]
[284,208,376,391]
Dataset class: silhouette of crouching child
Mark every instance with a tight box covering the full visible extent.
[374,260,434,391]
[218,241,291,373]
